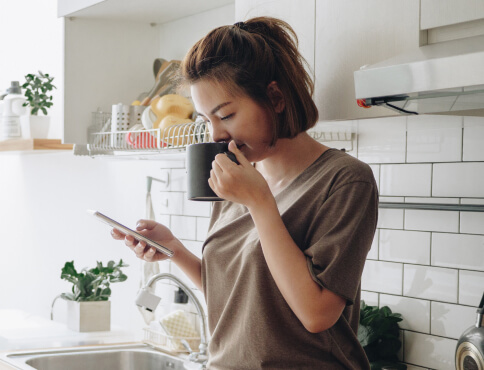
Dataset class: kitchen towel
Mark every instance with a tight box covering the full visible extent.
[137,176,160,325]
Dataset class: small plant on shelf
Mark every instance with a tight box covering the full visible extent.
[21,71,56,116]
[60,259,128,301]
[358,300,407,370]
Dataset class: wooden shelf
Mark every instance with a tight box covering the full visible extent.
[0,139,73,152]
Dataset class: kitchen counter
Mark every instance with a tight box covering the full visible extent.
[0,309,140,352]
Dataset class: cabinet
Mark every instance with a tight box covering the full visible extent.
[60,0,484,141]
[58,0,234,145]
[421,0,484,30]
[421,0,484,44]
[236,0,423,121]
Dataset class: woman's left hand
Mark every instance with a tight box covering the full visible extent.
[209,140,272,208]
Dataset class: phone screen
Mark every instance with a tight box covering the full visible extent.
[88,210,174,258]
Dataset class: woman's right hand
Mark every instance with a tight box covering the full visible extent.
[111,219,181,262]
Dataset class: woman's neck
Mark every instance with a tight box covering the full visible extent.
[256,132,329,194]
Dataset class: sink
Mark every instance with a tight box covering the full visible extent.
[0,343,189,370]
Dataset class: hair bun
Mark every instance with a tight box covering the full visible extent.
[233,21,248,31]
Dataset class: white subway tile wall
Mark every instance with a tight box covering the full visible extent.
[430,301,476,339]
[379,230,431,264]
[357,116,407,163]
[404,331,456,370]
[433,162,484,198]
[406,115,463,163]
[463,116,484,161]
[403,264,458,303]
[404,209,459,233]
[151,116,484,369]
[380,164,432,196]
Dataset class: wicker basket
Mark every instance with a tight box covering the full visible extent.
[142,327,201,353]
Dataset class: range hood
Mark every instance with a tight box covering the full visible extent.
[354,34,484,115]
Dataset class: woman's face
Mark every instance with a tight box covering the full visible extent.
[190,80,275,163]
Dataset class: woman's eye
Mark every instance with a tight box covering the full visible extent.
[221,113,234,121]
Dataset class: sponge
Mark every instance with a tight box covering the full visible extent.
[160,309,199,350]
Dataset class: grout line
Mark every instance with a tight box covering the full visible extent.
[405,116,408,164]
[457,269,460,304]
[362,290,478,308]
[402,328,457,342]
[461,116,465,162]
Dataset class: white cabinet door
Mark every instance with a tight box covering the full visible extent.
[421,0,484,30]
[314,0,421,121]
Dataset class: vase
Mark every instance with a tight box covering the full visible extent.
[20,115,50,139]
[66,300,111,332]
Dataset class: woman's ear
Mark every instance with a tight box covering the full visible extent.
[266,81,285,113]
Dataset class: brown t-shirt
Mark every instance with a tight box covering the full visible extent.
[201,148,378,369]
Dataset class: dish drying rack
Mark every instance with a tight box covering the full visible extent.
[82,110,355,156]
[142,326,201,354]
[88,121,210,153]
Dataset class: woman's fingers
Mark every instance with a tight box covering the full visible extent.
[111,228,126,240]
[143,247,157,261]
[228,140,251,166]
[123,234,139,249]
[133,240,148,257]
[136,219,158,231]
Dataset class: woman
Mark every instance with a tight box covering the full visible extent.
[112,17,378,369]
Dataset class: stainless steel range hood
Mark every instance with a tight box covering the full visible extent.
[354,34,484,115]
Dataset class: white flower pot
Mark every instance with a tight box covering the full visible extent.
[20,115,50,139]
[66,300,111,332]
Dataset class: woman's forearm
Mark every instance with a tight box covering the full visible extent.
[248,198,345,332]
[171,243,203,290]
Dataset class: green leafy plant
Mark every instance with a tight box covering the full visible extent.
[21,71,56,115]
[60,260,128,302]
[358,301,407,370]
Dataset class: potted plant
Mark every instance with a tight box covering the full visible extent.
[60,259,128,332]
[358,301,407,370]
[20,71,56,139]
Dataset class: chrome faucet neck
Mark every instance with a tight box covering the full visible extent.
[144,273,208,359]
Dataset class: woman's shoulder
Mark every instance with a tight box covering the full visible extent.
[315,148,376,186]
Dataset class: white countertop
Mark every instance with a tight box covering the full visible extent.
[0,309,140,352]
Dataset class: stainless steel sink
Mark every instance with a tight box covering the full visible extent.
[0,343,189,370]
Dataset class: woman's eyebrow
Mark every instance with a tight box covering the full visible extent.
[210,102,232,115]
[197,102,232,119]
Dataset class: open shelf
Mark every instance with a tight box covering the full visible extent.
[0,139,73,152]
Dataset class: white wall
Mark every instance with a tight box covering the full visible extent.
[0,2,233,340]
[0,0,64,138]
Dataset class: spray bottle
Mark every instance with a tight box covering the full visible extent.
[0,81,27,140]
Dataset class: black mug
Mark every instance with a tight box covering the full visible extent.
[186,142,238,201]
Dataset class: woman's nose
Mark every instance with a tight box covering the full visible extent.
[209,122,230,143]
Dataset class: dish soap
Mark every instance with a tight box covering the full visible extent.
[0,81,27,140]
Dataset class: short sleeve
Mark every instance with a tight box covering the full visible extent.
[304,180,378,305]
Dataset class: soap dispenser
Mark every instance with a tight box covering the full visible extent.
[1,81,27,141]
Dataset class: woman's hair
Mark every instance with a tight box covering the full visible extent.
[179,16,319,145]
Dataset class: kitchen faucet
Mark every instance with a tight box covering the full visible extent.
[135,273,208,366]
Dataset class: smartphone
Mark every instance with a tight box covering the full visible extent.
[88,210,174,258]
